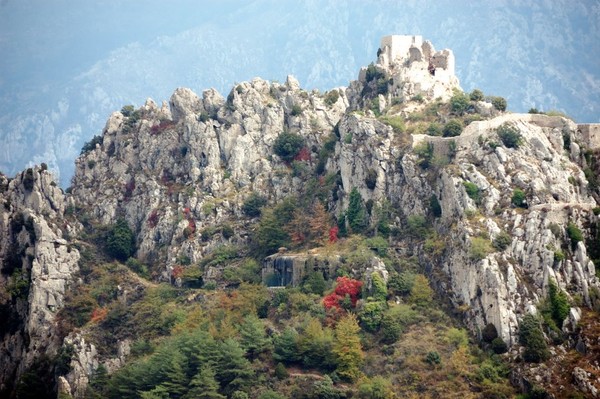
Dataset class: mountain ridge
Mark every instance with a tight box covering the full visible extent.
[1,34,600,398]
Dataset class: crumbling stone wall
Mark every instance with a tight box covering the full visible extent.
[577,124,600,149]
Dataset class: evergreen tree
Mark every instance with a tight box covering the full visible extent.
[106,218,135,261]
[303,270,327,295]
[215,338,254,395]
[239,314,271,358]
[273,327,301,364]
[347,188,367,234]
[254,209,290,255]
[337,213,348,238]
[333,313,364,382]
[548,279,570,328]
[297,318,336,370]
[159,350,189,399]
[184,366,225,399]
[370,272,388,302]
[519,314,550,362]
[85,364,109,399]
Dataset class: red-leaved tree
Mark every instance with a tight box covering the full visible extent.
[329,226,339,243]
[323,276,363,312]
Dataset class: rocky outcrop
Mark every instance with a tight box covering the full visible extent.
[0,167,80,395]
[71,77,348,272]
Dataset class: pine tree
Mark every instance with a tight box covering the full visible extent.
[254,209,290,255]
[332,313,364,382]
[184,366,225,399]
[215,338,254,395]
[273,327,301,364]
[239,314,271,358]
[159,350,188,399]
[346,188,367,234]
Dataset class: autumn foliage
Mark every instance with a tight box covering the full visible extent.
[329,226,339,243]
[323,277,363,311]
[90,307,108,323]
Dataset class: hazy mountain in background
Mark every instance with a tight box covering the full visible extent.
[1,0,598,186]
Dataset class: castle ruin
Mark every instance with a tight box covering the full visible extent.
[374,35,460,101]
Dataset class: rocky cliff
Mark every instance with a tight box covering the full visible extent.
[1,36,599,398]
[0,167,79,396]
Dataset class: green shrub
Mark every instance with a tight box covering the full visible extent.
[497,123,523,148]
[242,193,267,217]
[358,301,386,332]
[566,222,583,249]
[221,224,235,239]
[120,105,135,117]
[426,122,442,136]
[548,279,570,328]
[414,141,434,169]
[81,135,103,155]
[379,115,406,134]
[407,215,429,239]
[491,96,507,111]
[463,181,481,203]
[511,188,526,207]
[365,64,385,82]
[450,91,470,115]
[443,119,463,137]
[470,237,492,261]
[365,168,377,190]
[290,104,303,116]
[554,250,565,263]
[302,271,327,295]
[429,195,442,217]
[470,89,485,101]
[409,274,433,307]
[273,131,304,161]
[493,231,512,251]
[519,314,549,362]
[23,168,35,191]
[274,363,289,380]
[491,337,508,354]
[379,313,402,344]
[425,351,441,366]
[106,218,135,261]
[126,257,149,278]
[387,271,415,296]
[324,90,340,106]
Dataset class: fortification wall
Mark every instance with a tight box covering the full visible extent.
[380,35,423,63]
[577,124,600,149]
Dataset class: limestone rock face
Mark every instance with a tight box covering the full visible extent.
[0,167,80,395]
[71,78,349,274]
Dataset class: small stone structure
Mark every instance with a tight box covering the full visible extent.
[262,253,338,287]
[577,123,600,149]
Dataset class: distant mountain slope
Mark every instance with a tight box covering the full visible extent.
[0,0,598,186]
